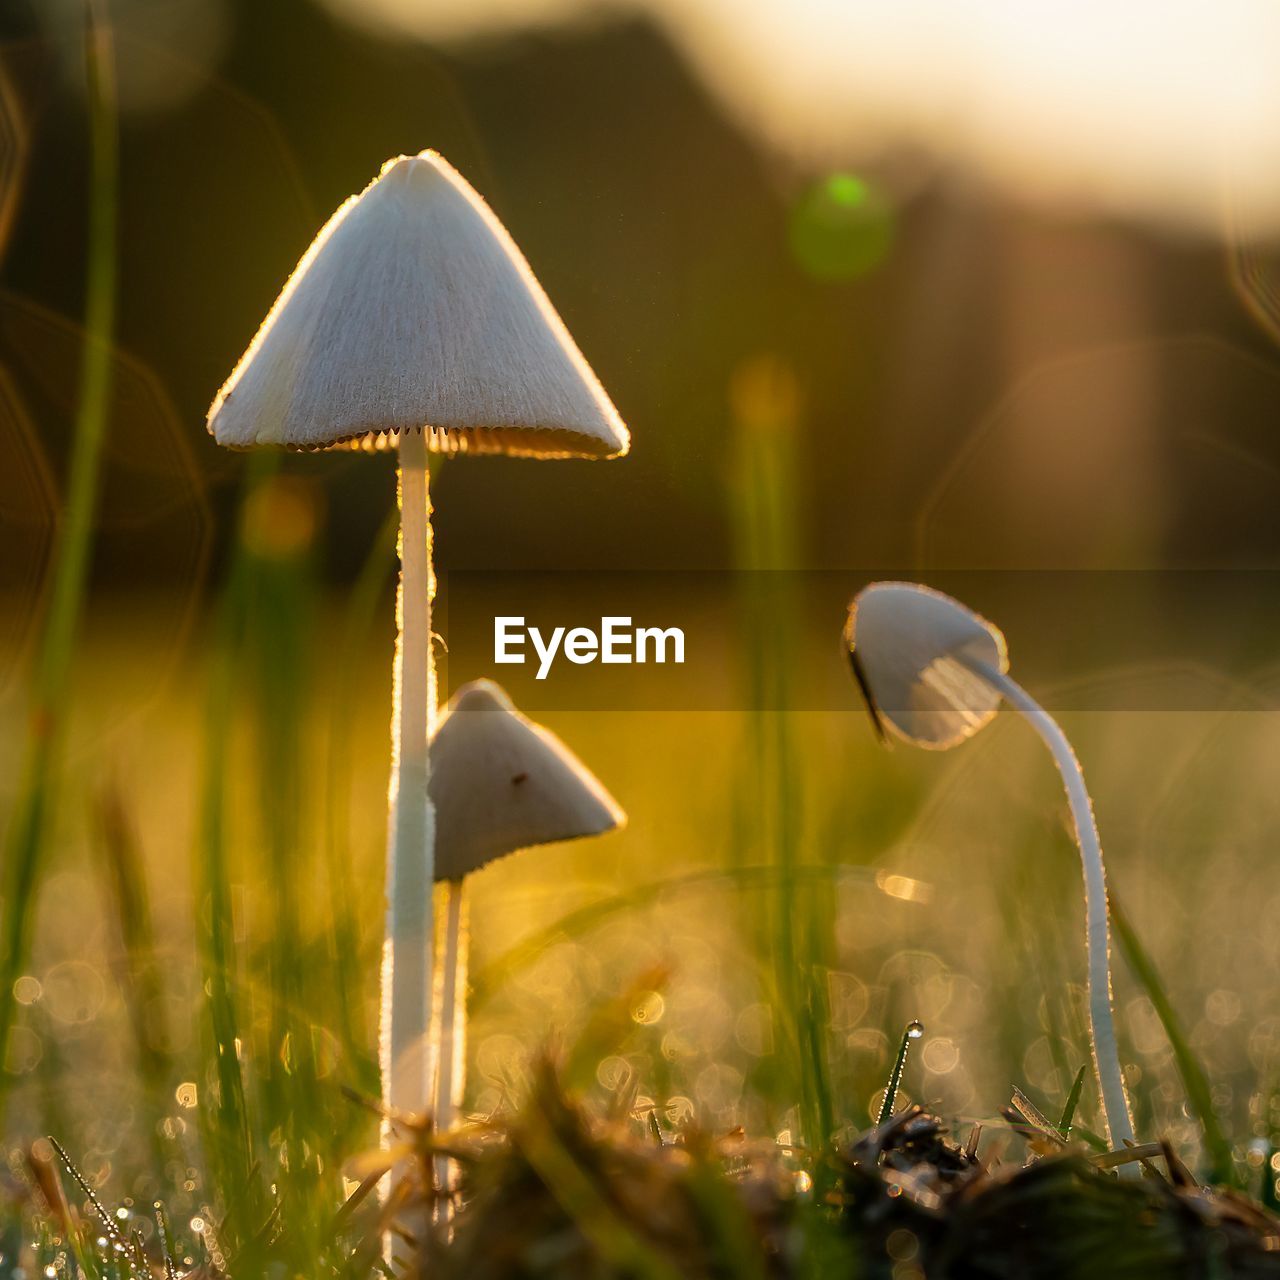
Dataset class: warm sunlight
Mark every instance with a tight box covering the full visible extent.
[6,0,1280,1274]
[313,0,1280,233]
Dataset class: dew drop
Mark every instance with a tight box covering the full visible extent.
[906,1020,925,1040]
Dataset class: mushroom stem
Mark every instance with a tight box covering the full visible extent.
[434,876,468,1217]
[959,656,1137,1162]
[382,428,437,1132]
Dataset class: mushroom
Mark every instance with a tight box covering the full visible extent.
[428,679,625,1178]
[844,581,1137,1159]
[206,153,629,1139]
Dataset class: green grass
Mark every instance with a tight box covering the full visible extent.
[1110,891,1237,1188]
[729,357,835,1158]
[0,0,118,1130]
[4,490,1278,1272]
[4,423,1275,1271]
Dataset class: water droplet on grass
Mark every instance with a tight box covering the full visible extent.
[877,1019,925,1125]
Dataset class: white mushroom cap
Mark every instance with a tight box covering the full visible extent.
[428,679,625,880]
[844,582,1009,749]
[207,152,629,458]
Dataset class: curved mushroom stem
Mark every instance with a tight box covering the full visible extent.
[959,657,1137,1167]
[382,428,437,1143]
[434,876,469,1223]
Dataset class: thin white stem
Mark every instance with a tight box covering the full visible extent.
[960,657,1137,1163]
[381,429,437,1141]
[433,877,469,1223]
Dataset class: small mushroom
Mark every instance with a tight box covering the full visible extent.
[428,679,625,1174]
[846,582,1006,749]
[431,680,624,878]
[844,582,1137,1160]
[206,152,629,1138]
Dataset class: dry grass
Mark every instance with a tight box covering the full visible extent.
[339,1059,1280,1280]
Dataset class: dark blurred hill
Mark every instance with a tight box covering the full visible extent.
[3,0,1280,590]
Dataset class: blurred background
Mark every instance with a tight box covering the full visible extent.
[4,0,1280,1231]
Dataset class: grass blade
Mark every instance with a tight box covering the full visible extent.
[1058,1064,1088,1139]
[195,543,260,1250]
[0,0,117,1126]
[729,359,834,1152]
[92,781,171,1171]
[1110,890,1237,1186]
[324,503,398,1089]
[877,1020,922,1126]
[47,1137,125,1250]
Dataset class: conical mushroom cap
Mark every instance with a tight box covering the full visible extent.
[428,679,625,880]
[845,582,1009,749]
[207,152,629,458]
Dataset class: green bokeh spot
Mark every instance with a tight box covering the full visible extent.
[826,173,868,207]
[789,172,893,282]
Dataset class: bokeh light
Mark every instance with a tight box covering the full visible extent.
[788,173,893,281]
